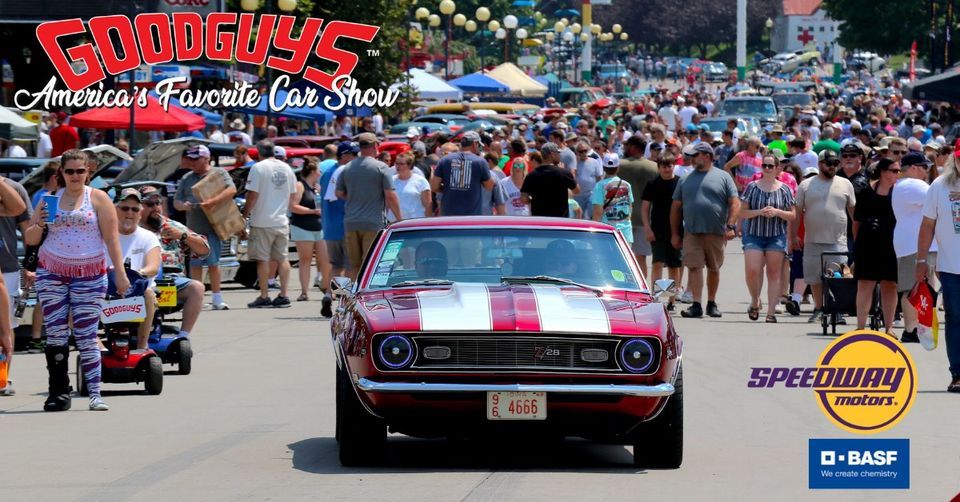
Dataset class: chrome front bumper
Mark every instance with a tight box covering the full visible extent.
[357,378,675,397]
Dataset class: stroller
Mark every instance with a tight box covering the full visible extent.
[819,252,882,336]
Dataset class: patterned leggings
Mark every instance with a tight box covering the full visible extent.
[37,269,107,398]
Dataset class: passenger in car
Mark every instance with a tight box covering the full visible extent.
[415,241,448,280]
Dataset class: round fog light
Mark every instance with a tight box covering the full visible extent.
[619,338,655,373]
[379,335,413,369]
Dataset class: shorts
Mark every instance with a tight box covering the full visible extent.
[190,232,222,267]
[290,225,324,242]
[898,253,937,293]
[344,230,379,271]
[248,226,290,262]
[742,232,788,253]
[172,275,194,291]
[682,233,726,271]
[631,226,653,256]
[325,240,349,269]
[802,242,847,285]
[651,239,682,269]
[3,271,20,329]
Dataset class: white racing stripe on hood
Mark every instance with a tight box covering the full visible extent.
[531,285,610,333]
[416,282,492,331]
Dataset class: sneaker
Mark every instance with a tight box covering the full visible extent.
[666,302,675,312]
[89,397,109,411]
[247,296,274,309]
[271,295,292,308]
[785,299,801,316]
[774,303,785,315]
[27,339,45,353]
[900,328,919,344]
[267,279,280,290]
[0,380,14,396]
[706,301,722,318]
[680,302,703,318]
[211,301,230,311]
[679,290,694,304]
[836,314,847,325]
[807,309,824,324]
[321,296,333,318]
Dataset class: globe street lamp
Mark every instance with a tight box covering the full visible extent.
[612,24,623,91]
[439,0,457,78]
[503,15,518,63]
[242,0,299,129]
[545,32,556,73]
[562,30,574,83]
[516,28,528,61]
[476,7,491,71]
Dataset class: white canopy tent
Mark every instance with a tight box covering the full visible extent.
[0,107,39,141]
[394,69,463,101]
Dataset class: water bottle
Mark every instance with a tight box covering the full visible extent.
[0,354,8,389]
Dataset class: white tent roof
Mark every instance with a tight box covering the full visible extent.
[484,63,548,97]
[0,107,39,141]
[394,69,463,101]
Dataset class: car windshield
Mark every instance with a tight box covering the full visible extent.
[365,228,641,291]
[699,119,732,132]
[773,94,811,107]
[721,100,776,117]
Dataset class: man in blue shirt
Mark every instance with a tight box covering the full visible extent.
[430,131,495,216]
[319,141,356,317]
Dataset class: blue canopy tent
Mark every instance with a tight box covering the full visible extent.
[227,89,334,123]
[288,79,373,118]
[448,72,510,94]
[148,91,222,127]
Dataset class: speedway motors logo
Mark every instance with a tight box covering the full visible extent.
[14,12,399,112]
[748,330,918,434]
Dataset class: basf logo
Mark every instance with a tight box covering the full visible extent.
[809,439,910,489]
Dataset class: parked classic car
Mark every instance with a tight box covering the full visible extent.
[330,217,683,467]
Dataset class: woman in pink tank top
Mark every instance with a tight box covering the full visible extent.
[24,149,128,412]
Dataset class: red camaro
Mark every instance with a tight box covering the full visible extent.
[330,217,683,467]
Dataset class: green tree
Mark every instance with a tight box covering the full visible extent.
[822,0,928,56]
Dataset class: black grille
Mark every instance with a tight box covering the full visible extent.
[409,336,628,372]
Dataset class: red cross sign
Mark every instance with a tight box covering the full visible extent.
[798,28,814,46]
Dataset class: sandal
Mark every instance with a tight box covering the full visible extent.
[748,305,760,321]
[296,293,309,302]
[765,315,777,323]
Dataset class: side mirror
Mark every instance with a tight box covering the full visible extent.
[652,279,677,304]
[331,276,354,298]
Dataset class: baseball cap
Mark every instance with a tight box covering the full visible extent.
[57,111,68,121]
[139,185,162,198]
[681,143,697,156]
[405,126,421,138]
[460,131,482,145]
[901,151,931,167]
[818,150,840,162]
[117,187,142,203]
[357,132,379,147]
[692,142,714,155]
[923,140,942,151]
[541,143,560,157]
[912,125,925,134]
[336,141,359,157]
[602,152,620,169]
[274,146,287,159]
[840,142,865,155]
[802,166,819,178]
[183,144,211,159]
[564,132,578,142]
[412,141,427,155]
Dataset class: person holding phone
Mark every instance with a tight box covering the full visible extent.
[25,149,128,412]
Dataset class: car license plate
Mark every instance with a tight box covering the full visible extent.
[486,391,546,420]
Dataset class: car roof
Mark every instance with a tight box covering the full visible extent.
[387,216,616,231]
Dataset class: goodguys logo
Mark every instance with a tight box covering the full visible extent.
[15,12,399,113]
[748,330,917,434]
[103,303,144,317]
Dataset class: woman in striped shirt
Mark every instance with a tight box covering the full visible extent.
[740,154,797,323]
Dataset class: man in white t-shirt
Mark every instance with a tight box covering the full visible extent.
[658,101,679,132]
[892,153,938,344]
[109,189,162,349]
[678,101,699,130]
[244,140,298,309]
[38,132,53,158]
[2,140,26,158]
[917,159,960,393]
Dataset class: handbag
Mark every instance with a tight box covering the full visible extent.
[22,227,48,273]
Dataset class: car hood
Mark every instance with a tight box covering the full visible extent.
[356,283,665,336]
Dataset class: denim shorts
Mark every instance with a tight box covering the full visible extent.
[742,232,787,253]
[190,232,222,267]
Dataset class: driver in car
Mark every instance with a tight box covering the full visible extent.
[544,239,578,277]
[415,241,449,280]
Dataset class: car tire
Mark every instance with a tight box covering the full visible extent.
[633,366,683,469]
[144,356,164,395]
[336,363,386,466]
[177,339,193,376]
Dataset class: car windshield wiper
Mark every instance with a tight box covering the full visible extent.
[501,275,604,296]
[391,279,454,287]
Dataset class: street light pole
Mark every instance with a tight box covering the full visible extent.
[476,8,491,71]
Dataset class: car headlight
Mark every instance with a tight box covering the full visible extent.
[378,335,414,369]
[619,338,656,374]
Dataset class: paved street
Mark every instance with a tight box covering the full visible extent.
[3,247,958,501]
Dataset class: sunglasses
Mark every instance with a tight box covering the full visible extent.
[577,150,589,154]
[761,163,777,169]
[143,200,159,207]
[824,160,841,167]
[841,153,860,159]
[118,206,141,213]
[890,150,907,155]
[63,169,87,176]
[884,168,902,174]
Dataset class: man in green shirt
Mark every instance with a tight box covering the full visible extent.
[617,135,659,278]
[812,125,841,154]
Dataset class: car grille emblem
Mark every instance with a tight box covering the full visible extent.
[534,346,560,360]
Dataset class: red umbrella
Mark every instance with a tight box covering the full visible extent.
[69,95,205,132]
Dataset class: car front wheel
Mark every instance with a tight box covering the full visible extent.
[633,365,683,469]
[336,364,386,466]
